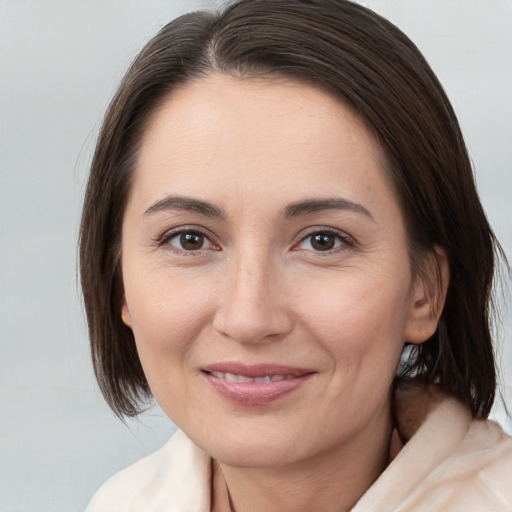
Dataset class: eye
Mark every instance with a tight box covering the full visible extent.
[295,230,351,252]
[165,230,216,252]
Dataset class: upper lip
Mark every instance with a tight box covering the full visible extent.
[202,362,315,378]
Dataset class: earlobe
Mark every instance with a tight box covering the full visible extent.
[404,246,450,344]
[121,297,133,328]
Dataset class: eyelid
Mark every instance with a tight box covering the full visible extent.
[292,226,356,252]
[157,226,221,252]
[154,225,354,254]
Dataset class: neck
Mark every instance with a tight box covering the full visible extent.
[212,411,393,512]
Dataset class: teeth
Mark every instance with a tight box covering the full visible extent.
[209,371,290,382]
[234,374,253,382]
[254,376,271,383]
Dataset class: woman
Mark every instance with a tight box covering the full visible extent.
[80,0,511,510]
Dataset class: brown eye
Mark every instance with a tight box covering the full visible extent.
[167,230,213,251]
[311,233,336,251]
[296,230,348,252]
[180,233,204,250]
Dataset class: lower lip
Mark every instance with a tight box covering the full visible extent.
[203,372,313,405]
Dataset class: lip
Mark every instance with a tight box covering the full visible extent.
[202,362,315,406]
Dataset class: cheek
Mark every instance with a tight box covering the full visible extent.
[296,270,412,370]
[123,272,219,421]
[123,270,214,374]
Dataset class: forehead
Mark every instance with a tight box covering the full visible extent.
[132,74,397,214]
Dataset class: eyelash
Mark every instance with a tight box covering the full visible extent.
[293,228,355,254]
[156,227,355,255]
[158,227,219,254]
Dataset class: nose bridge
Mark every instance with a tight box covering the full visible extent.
[213,244,292,343]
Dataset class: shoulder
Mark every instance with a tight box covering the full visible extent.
[419,418,512,510]
[396,384,512,511]
[84,429,212,512]
[354,383,512,511]
[397,405,512,511]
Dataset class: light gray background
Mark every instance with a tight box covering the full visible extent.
[1,1,510,511]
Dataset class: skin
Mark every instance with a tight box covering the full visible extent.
[120,74,446,512]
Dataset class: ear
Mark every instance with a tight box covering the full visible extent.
[404,246,449,344]
[121,295,133,329]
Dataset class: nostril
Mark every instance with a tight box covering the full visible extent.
[212,301,293,345]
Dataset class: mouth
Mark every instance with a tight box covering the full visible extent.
[202,363,315,405]
[207,371,295,383]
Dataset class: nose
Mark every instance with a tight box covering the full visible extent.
[212,253,294,345]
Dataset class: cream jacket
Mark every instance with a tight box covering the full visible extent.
[85,386,512,511]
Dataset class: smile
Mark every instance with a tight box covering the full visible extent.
[208,371,294,383]
[202,363,315,405]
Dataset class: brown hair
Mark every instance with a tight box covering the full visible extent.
[79,0,504,418]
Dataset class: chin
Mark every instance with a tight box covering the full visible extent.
[190,426,308,469]
[211,442,301,469]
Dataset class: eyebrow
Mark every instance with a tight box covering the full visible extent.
[144,195,374,222]
[284,197,375,221]
[144,196,225,219]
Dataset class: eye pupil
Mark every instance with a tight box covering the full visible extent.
[180,233,203,250]
[311,233,335,251]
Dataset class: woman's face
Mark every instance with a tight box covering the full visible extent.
[120,75,428,467]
